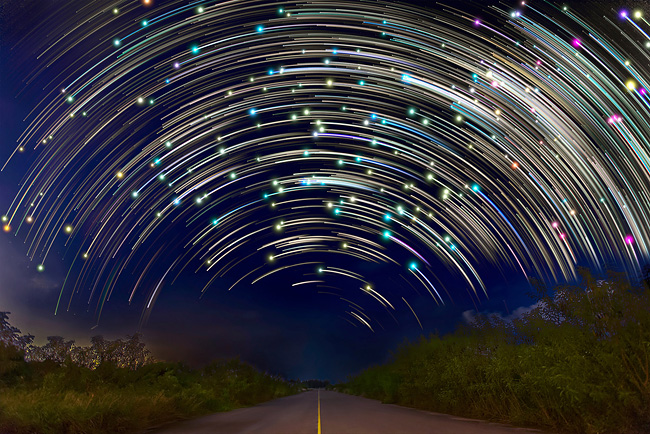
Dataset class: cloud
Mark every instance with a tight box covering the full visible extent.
[461,309,476,324]
[0,240,63,300]
[461,301,542,325]
[28,275,60,293]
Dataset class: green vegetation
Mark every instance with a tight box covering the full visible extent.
[344,268,650,434]
[0,315,298,434]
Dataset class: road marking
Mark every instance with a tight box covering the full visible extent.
[318,389,321,434]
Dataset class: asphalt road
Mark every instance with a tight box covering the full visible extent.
[151,390,548,434]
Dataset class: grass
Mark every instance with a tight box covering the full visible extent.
[0,358,298,434]
[0,388,181,433]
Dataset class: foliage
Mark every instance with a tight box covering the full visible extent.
[0,312,34,351]
[25,333,153,370]
[0,314,298,434]
[343,267,650,434]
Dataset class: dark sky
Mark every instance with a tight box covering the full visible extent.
[1,0,647,381]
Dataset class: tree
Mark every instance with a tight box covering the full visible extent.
[0,312,34,351]
[0,312,33,382]
[28,336,75,365]
[120,333,151,369]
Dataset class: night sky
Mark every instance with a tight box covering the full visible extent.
[1,0,648,381]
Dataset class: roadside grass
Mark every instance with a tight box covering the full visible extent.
[343,268,650,434]
[0,358,298,434]
[0,388,182,433]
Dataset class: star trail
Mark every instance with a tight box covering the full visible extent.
[2,0,650,336]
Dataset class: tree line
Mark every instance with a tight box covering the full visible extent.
[0,313,298,434]
[1,313,152,371]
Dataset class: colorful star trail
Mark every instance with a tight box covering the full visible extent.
[3,0,650,331]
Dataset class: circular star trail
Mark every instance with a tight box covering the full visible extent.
[3,0,650,331]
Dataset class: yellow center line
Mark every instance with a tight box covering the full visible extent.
[317,389,321,434]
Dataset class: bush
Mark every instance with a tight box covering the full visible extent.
[344,268,650,434]
[0,359,298,434]
[0,314,299,434]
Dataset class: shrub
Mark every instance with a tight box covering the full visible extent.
[0,314,299,434]
[344,268,650,434]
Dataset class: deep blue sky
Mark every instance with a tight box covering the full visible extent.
[0,0,638,381]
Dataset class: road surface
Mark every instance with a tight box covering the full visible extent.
[151,390,548,434]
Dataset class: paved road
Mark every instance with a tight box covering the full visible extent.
[151,390,548,434]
